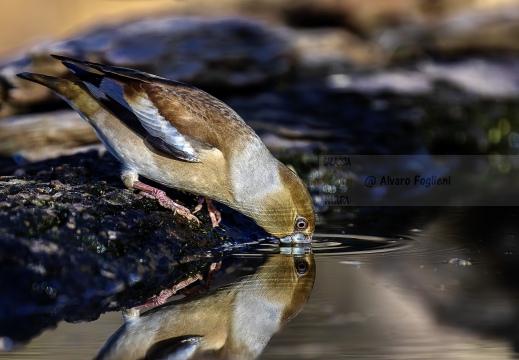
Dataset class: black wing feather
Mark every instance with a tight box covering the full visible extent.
[57,57,204,162]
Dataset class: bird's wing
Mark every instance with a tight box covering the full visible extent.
[53,55,222,162]
[145,336,202,360]
[52,54,196,88]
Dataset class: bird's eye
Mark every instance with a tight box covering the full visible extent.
[295,218,308,230]
[295,260,309,275]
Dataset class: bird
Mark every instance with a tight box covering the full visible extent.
[17,55,315,243]
[94,253,316,360]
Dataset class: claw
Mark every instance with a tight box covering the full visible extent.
[133,181,200,224]
[193,196,205,214]
[135,274,203,311]
[193,196,221,227]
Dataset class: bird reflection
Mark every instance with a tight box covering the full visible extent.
[96,251,316,360]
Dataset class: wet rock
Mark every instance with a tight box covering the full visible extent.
[0,150,268,343]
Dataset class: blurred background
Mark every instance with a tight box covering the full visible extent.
[2,1,519,359]
[3,0,519,58]
[2,0,519,162]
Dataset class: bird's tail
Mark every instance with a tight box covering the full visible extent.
[17,72,98,124]
[17,72,76,96]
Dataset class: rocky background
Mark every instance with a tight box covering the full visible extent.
[1,0,519,346]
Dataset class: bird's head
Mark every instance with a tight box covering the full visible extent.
[252,162,315,244]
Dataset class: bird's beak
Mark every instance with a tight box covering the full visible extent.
[280,232,312,244]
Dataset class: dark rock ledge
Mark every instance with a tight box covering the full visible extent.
[0,149,267,344]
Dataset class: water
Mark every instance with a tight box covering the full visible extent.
[2,206,518,359]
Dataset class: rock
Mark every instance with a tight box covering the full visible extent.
[0,17,293,117]
[280,0,519,65]
[0,150,267,343]
[1,71,428,160]
[322,57,519,100]
[1,57,69,117]
[420,57,519,99]
[281,0,429,34]
[0,110,98,159]
[226,80,425,156]
[282,0,511,31]
[421,2,519,55]
[326,71,432,96]
[287,28,386,71]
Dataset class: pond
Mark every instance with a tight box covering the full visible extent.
[2,205,518,359]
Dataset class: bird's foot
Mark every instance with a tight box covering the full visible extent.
[178,261,223,296]
[134,274,203,311]
[204,261,222,288]
[133,181,200,224]
[193,196,221,227]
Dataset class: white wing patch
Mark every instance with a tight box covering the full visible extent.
[128,94,197,160]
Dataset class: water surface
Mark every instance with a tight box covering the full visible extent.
[3,206,518,359]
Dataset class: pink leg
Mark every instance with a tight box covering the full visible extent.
[133,181,200,224]
[178,261,223,296]
[205,261,222,288]
[193,196,221,227]
[135,274,203,310]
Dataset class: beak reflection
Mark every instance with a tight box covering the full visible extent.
[280,232,312,244]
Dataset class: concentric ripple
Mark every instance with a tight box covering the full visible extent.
[310,233,414,256]
[230,233,414,257]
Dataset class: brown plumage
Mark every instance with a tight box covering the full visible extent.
[17,55,315,243]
